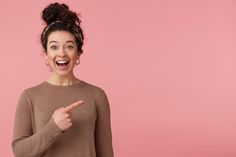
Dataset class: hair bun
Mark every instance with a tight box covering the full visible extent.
[42,2,80,25]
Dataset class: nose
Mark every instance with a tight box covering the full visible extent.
[58,48,67,56]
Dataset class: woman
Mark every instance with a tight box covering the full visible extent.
[12,2,114,157]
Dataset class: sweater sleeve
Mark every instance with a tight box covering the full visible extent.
[94,90,114,157]
[12,90,63,157]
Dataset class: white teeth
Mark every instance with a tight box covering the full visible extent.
[56,60,69,64]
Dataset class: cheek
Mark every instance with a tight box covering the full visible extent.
[69,53,79,61]
[46,56,56,66]
[46,53,56,61]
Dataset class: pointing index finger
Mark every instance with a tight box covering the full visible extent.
[64,100,84,112]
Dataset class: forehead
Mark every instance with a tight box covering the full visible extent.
[47,30,76,44]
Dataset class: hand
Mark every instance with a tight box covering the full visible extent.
[52,100,84,132]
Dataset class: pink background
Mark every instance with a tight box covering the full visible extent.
[1,0,236,156]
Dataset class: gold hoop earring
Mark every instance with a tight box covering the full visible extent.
[75,58,80,65]
[45,60,52,72]
[45,60,49,66]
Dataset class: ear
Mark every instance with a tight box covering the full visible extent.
[77,52,81,58]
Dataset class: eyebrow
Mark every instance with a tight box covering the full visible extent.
[66,40,76,44]
[48,41,57,44]
[48,40,76,44]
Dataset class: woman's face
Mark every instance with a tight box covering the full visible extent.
[45,30,80,77]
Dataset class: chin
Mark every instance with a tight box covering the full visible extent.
[54,69,73,77]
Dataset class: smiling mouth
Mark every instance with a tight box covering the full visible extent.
[55,60,70,66]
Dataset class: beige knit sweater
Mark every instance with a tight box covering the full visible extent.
[12,80,114,157]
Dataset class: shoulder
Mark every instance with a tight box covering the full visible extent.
[17,82,44,106]
[82,81,110,109]
[21,82,47,98]
[82,81,107,97]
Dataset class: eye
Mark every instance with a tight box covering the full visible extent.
[50,45,58,50]
[67,45,74,50]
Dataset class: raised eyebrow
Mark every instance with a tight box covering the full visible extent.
[48,41,58,44]
[66,40,76,44]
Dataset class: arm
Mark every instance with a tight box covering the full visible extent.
[95,90,114,157]
[12,90,62,157]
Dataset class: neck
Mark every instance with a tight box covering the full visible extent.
[47,73,80,86]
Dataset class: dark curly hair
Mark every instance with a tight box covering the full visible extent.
[40,2,84,54]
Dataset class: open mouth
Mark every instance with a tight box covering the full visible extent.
[55,60,70,66]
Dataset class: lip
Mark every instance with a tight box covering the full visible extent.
[54,59,70,71]
[55,62,69,70]
[54,59,70,64]
[55,59,70,62]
